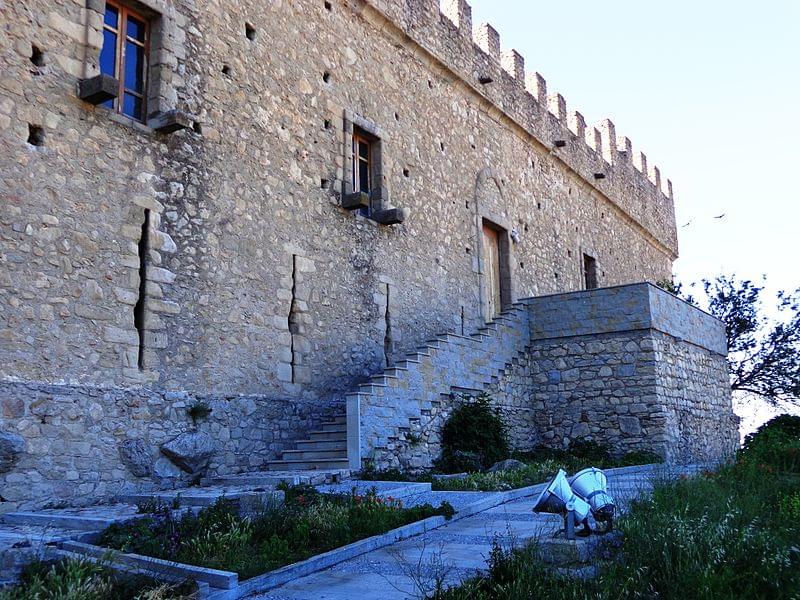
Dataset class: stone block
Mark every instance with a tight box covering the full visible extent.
[619,416,642,436]
[147,110,191,133]
[372,207,408,225]
[341,192,370,211]
[0,431,25,473]
[78,74,118,105]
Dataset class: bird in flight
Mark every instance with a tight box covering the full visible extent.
[714,213,726,219]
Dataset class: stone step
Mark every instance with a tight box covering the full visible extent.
[0,507,138,532]
[120,485,284,508]
[267,458,350,471]
[204,469,348,487]
[295,439,347,451]
[308,429,347,441]
[318,423,347,433]
[321,415,347,425]
[281,448,347,461]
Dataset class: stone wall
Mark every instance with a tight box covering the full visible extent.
[357,284,738,470]
[1,0,677,401]
[0,380,338,510]
[491,284,738,462]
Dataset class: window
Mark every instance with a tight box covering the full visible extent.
[352,131,372,194]
[100,1,150,121]
[583,253,598,290]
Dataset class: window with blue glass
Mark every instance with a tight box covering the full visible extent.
[100,0,149,122]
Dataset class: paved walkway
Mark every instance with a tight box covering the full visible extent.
[252,466,685,600]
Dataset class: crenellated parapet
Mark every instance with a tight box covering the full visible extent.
[359,0,678,257]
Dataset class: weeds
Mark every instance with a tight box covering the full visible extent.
[0,557,196,600]
[96,488,454,580]
[431,420,800,599]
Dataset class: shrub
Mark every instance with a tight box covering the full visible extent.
[739,414,800,473]
[437,394,509,472]
[567,439,612,463]
[617,449,664,466]
[187,400,212,424]
[0,558,195,600]
[779,490,800,520]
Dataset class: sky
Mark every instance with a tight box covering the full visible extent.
[468,0,800,429]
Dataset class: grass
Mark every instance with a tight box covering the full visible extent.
[95,485,454,580]
[0,557,196,600]
[430,461,800,599]
[362,444,663,492]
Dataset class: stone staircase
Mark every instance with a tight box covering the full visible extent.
[262,300,533,472]
[347,300,533,469]
[266,414,349,471]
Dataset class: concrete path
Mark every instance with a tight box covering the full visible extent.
[251,466,680,600]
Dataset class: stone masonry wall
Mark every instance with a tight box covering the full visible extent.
[488,330,675,459]
[487,284,738,462]
[0,380,338,511]
[357,284,738,470]
[486,328,738,463]
[1,0,677,402]
[653,331,740,463]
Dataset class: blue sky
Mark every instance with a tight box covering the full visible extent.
[469,0,799,297]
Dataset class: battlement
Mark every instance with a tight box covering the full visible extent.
[362,0,677,256]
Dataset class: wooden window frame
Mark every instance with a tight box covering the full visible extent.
[102,0,150,122]
[352,131,372,194]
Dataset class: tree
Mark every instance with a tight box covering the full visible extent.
[661,276,800,405]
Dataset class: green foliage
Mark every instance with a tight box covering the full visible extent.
[739,414,800,473]
[438,394,509,472]
[433,462,800,600]
[779,490,800,520]
[428,445,662,492]
[616,449,664,467]
[187,401,212,424]
[0,558,195,600]
[96,489,453,580]
[135,497,173,515]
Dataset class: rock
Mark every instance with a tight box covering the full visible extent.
[0,431,24,473]
[153,456,184,479]
[487,459,527,473]
[571,423,590,438]
[619,416,642,436]
[160,431,215,474]
[118,438,152,477]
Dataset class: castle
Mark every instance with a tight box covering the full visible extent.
[0,0,738,508]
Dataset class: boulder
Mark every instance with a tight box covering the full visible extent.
[160,431,215,474]
[487,459,526,473]
[0,431,24,473]
[119,438,152,478]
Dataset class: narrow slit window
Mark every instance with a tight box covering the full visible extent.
[352,131,372,194]
[100,0,150,122]
[583,253,598,290]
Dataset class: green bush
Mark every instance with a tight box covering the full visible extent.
[0,558,195,600]
[567,439,612,463]
[617,449,664,466]
[739,413,800,473]
[437,394,509,472]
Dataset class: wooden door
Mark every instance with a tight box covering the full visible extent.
[482,224,502,320]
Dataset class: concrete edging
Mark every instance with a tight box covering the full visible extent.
[57,463,670,598]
